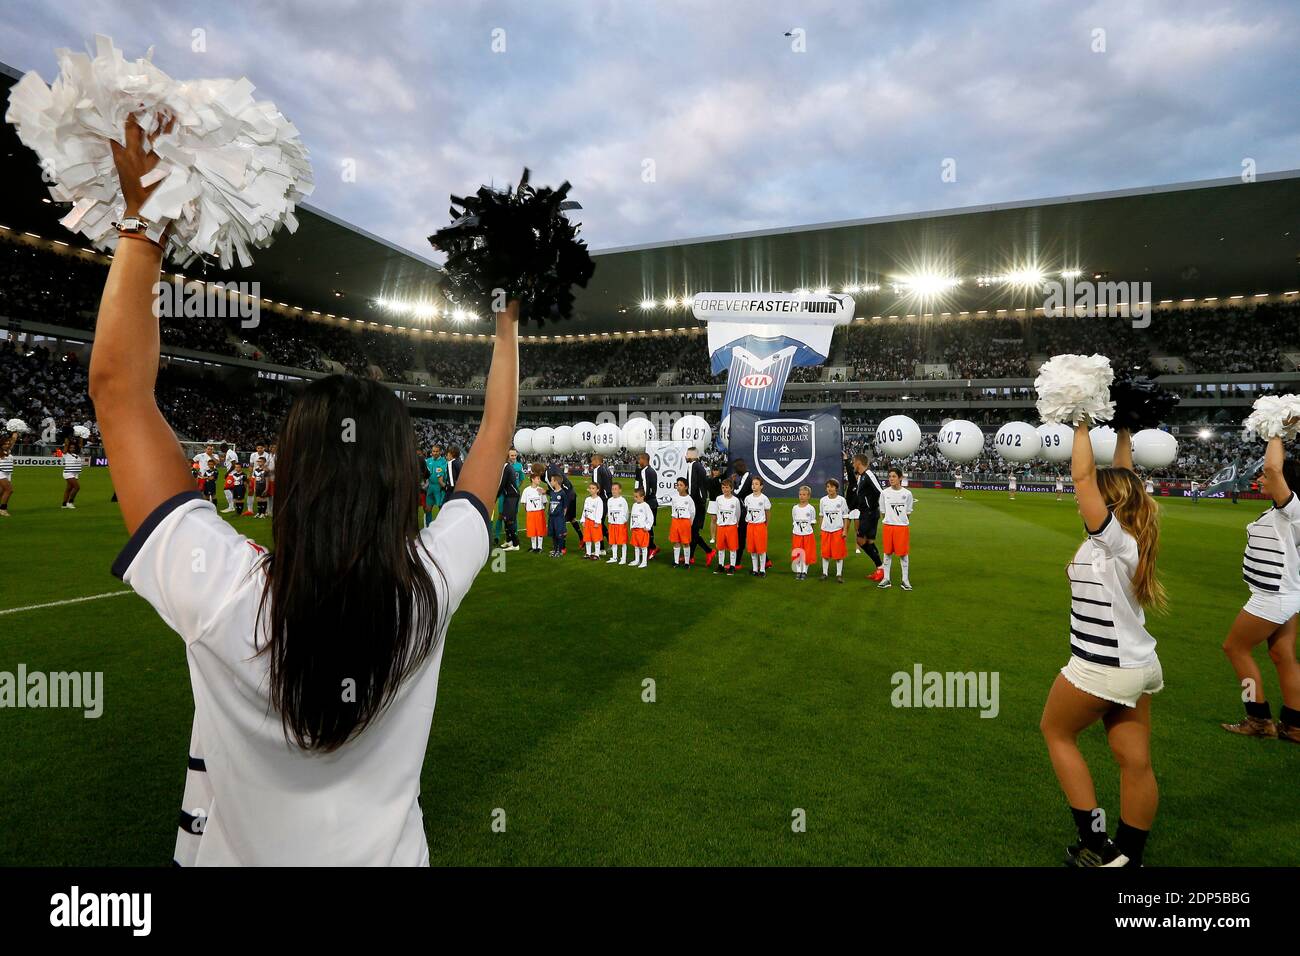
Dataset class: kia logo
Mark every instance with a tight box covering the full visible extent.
[739,373,773,389]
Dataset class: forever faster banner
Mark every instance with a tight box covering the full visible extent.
[692,292,853,452]
[728,405,843,492]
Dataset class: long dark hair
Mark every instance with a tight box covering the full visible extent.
[258,375,440,752]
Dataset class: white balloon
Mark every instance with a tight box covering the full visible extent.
[552,425,574,455]
[937,419,985,463]
[533,426,556,456]
[1037,422,1073,463]
[622,417,656,454]
[672,414,712,451]
[593,422,621,452]
[1089,425,1117,466]
[513,428,535,456]
[1132,429,1178,469]
[994,421,1040,462]
[875,415,922,457]
[571,421,596,453]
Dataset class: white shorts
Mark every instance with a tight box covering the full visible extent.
[1243,592,1300,626]
[1061,654,1164,708]
[62,471,79,480]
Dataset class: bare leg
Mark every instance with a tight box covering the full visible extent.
[1267,617,1300,710]
[1040,673,1114,811]
[1104,694,1157,829]
[1222,609,1282,704]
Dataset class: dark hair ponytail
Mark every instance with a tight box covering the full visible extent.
[258,375,440,753]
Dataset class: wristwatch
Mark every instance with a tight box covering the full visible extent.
[113,216,152,234]
[113,215,165,249]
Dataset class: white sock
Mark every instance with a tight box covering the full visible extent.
[822,558,828,575]
[224,490,233,508]
[901,555,910,585]
[586,541,593,556]
[882,554,892,582]
[836,560,843,576]
[751,553,759,572]
[674,545,683,564]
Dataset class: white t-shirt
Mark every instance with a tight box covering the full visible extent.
[521,486,546,512]
[193,452,214,472]
[1243,493,1300,595]
[1056,478,1065,491]
[1067,512,1157,668]
[114,491,490,865]
[1008,477,1017,490]
[630,501,655,530]
[670,494,695,521]
[880,487,914,526]
[714,496,740,527]
[224,449,239,468]
[1144,480,1154,494]
[607,497,628,525]
[582,496,604,523]
[790,503,814,536]
[819,495,847,532]
[743,493,771,525]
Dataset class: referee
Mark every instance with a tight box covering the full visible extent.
[848,453,884,581]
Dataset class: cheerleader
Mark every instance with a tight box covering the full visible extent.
[1055,475,1066,501]
[1008,473,1017,500]
[60,434,85,509]
[1220,433,1300,742]
[1040,424,1165,867]
[89,117,518,863]
[0,424,20,516]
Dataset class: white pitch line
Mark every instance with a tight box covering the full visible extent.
[0,590,133,616]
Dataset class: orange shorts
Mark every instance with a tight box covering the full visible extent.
[609,523,628,545]
[747,523,768,554]
[670,517,693,544]
[583,518,603,543]
[716,525,739,552]
[821,529,847,560]
[525,510,546,537]
[883,524,910,556]
[791,533,815,562]
[631,528,650,549]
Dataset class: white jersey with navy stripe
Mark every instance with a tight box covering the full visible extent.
[116,490,490,865]
[1067,513,1157,668]
[0,453,12,479]
[1242,493,1300,595]
[62,453,84,477]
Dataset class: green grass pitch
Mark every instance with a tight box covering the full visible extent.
[2,467,1297,866]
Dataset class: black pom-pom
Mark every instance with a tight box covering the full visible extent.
[1110,370,1180,430]
[428,168,596,327]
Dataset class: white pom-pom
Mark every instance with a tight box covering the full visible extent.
[73,425,91,439]
[5,35,313,269]
[5,418,29,434]
[1242,394,1300,442]
[1034,353,1116,425]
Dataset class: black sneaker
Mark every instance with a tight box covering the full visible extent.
[821,573,829,581]
[759,571,766,578]
[727,566,735,576]
[1065,839,1128,867]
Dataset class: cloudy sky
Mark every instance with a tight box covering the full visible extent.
[3,0,1296,259]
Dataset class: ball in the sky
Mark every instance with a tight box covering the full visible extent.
[592,422,622,452]
[994,421,1040,462]
[937,419,985,463]
[622,417,657,454]
[571,421,596,453]
[532,426,555,456]
[1132,429,1178,469]
[672,414,712,451]
[551,425,574,455]
[1089,425,1117,466]
[1037,422,1073,463]
[512,428,534,456]
[875,415,923,457]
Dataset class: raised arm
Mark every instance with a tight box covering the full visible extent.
[88,118,195,534]
[1112,427,1134,471]
[453,303,519,508]
[1071,421,1108,532]
[1262,435,1292,507]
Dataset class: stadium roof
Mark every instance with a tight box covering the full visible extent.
[3,62,1298,338]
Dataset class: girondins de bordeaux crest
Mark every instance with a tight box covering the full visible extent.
[755,419,815,488]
